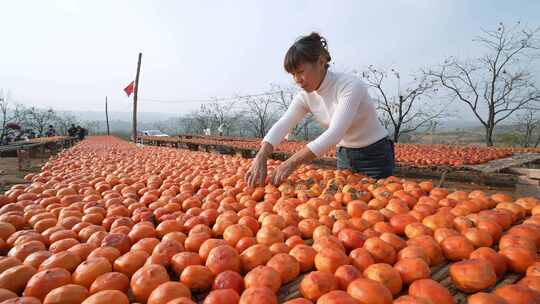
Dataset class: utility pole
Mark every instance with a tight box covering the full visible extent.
[105,96,110,135]
[133,52,142,142]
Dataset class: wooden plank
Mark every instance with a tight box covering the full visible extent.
[395,166,517,188]
[516,181,540,197]
[0,142,42,153]
[518,175,540,185]
[464,153,540,173]
[508,167,540,179]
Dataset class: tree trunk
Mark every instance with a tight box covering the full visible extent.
[485,125,494,147]
[524,128,532,147]
[393,131,399,143]
[393,125,400,143]
[535,133,540,148]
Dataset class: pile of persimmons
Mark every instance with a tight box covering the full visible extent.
[144,135,536,167]
[0,136,539,304]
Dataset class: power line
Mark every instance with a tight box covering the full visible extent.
[139,91,283,104]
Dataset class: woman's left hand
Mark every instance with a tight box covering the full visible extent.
[270,159,299,186]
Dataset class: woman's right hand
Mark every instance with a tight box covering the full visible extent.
[245,155,268,188]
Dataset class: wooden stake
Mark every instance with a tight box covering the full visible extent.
[133,52,142,142]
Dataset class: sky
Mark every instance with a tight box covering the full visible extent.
[0,0,539,116]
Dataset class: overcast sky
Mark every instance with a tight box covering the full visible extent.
[1,0,539,116]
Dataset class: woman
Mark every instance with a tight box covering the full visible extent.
[246,32,394,187]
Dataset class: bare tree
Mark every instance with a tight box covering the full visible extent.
[0,90,10,142]
[427,120,442,144]
[160,116,191,135]
[199,100,241,136]
[169,117,186,135]
[149,120,170,133]
[25,107,56,136]
[242,95,277,138]
[184,109,210,135]
[516,108,540,147]
[9,104,31,127]
[361,66,445,143]
[52,112,78,136]
[0,91,32,143]
[0,90,17,142]
[82,120,101,135]
[270,84,317,140]
[425,22,540,146]
[145,117,184,135]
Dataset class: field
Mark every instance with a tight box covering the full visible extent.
[0,136,539,303]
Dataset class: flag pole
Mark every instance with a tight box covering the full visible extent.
[105,96,110,136]
[133,52,142,142]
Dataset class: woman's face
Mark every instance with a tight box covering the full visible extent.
[291,56,327,92]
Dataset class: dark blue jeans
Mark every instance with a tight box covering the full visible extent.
[336,137,395,179]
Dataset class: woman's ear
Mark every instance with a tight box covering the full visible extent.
[318,54,327,69]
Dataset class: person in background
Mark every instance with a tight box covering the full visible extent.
[246,32,394,187]
[68,124,78,137]
[76,126,87,140]
[5,132,16,144]
[218,124,225,137]
[45,125,56,137]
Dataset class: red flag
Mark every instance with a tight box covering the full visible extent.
[124,81,135,97]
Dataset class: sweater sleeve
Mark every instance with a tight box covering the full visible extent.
[262,94,308,147]
[307,81,367,157]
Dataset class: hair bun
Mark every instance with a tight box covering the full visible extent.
[308,32,327,49]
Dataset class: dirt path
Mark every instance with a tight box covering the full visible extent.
[0,157,46,193]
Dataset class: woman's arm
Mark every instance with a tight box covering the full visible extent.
[245,141,272,187]
[256,141,274,159]
[246,95,308,187]
[262,95,309,148]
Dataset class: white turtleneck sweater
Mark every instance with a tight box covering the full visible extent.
[263,71,388,157]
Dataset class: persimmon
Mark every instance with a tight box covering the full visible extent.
[0,264,37,294]
[23,268,72,301]
[213,270,245,294]
[334,265,362,290]
[449,259,497,292]
[299,271,338,301]
[130,264,170,303]
[408,279,453,304]
[346,278,392,304]
[469,247,507,278]
[180,265,214,292]
[393,258,431,285]
[314,248,349,273]
[89,272,130,294]
[244,265,281,293]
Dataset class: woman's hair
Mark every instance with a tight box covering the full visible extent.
[284,32,331,73]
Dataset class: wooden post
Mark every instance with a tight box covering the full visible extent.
[105,96,110,135]
[133,52,142,142]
